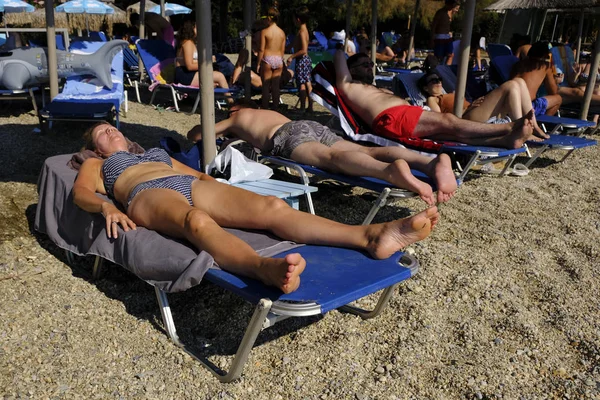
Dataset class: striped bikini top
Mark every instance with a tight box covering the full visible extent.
[102,148,173,197]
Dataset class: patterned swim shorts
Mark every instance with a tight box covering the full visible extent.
[268,120,343,159]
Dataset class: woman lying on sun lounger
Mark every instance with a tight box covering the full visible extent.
[418,71,548,138]
[72,122,439,294]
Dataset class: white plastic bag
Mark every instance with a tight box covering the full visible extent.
[206,146,273,184]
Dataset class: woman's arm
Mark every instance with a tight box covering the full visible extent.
[426,96,442,113]
[182,40,198,71]
[72,158,136,238]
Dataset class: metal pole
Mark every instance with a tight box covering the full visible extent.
[139,0,146,39]
[197,0,216,170]
[243,0,252,100]
[550,13,558,42]
[160,0,165,17]
[576,9,584,64]
[452,0,475,118]
[536,9,547,42]
[344,0,352,53]
[370,0,377,73]
[580,34,600,120]
[44,0,58,99]
[407,0,421,65]
[497,11,507,43]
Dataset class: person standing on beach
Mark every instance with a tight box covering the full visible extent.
[431,0,460,65]
[257,7,286,109]
[286,6,313,113]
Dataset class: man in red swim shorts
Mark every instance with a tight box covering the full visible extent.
[334,50,536,149]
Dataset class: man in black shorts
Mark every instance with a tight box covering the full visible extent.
[187,100,458,205]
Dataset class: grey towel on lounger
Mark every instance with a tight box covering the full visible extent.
[35,154,302,293]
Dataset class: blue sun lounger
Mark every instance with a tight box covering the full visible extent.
[36,153,419,382]
[136,39,241,113]
[312,62,528,181]
[38,40,126,133]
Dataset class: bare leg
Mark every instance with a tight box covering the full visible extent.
[291,141,436,205]
[413,110,535,148]
[300,140,457,204]
[299,83,307,111]
[188,180,439,259]
[271,66,283,109]
[306,81,314,112]
[128,190,306,293]
[213,71,233,104]
[260,62,273,109]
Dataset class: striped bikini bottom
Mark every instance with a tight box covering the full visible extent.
[127,175,197,209]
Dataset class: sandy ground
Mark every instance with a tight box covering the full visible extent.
[1,85,600,399]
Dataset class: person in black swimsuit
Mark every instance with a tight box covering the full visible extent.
[72,122,439,294]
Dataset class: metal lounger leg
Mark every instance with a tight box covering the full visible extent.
[361,188,391,225]
[154,287,273,383]
[524,145,548,168]
[92,256,104,279]
[189,92,201,115]
[28,88,38,113]
[559,149,576,162]
[457,150,482,182]
[498,153,518,176]
[169,87,180,112]
[134,81,141,103]
[339,284,400,320]
[149,87,159,108]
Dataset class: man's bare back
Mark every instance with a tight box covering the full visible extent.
[513,68,549,100]
[216,109,290,152]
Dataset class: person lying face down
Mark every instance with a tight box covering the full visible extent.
[334,50,537,150]
[187,100,457,205]
[72,122,439,294]
[417,71,548,139]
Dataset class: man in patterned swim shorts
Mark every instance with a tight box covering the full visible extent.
[187,100,458,205]
[333,50,537,149]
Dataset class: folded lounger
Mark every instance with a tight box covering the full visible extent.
[395,65,598,168]
[38,41,126,133]
[312,61,527,181]
[35,154,419,382]
[135,39,241,113]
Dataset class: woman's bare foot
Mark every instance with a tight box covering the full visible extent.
[427,153,457,204]
[366,207,439,260]
[386,159,435,205]
[259,253,306,293]
[504,110,535,148]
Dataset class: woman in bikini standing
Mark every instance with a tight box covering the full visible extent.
[256,7,286,109]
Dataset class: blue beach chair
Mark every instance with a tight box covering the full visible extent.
[136,39,241,113]
[36,153,420,382]
[38,40,126,133]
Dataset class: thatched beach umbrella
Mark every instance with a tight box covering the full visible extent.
[485,0,598,10]
[126,0,159,16]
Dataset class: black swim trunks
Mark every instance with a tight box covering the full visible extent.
[268,120,343,159]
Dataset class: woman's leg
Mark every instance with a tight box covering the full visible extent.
[271,65,283,109]
[190,180,438,260]
[260,62,273,109]
[128,189,305,293]
[463,79,522,122]
[213,71,233,105]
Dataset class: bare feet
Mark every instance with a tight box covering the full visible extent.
[531,114,550,139]
[505,110,535,148]
[366,207,439,260]
[386,159,436,205]
[427,153,457,204]
[259,253,306,293]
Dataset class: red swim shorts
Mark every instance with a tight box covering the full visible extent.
[372,105,423,140]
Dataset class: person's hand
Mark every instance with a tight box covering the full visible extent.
[286,57,293,66]
[101,202,136,239]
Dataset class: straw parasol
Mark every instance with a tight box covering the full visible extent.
[5,2,127,35]
[485,0,599,10]
[127,0,159,16]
